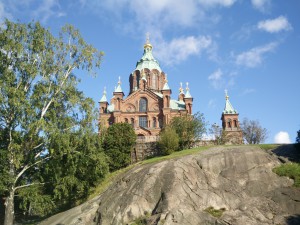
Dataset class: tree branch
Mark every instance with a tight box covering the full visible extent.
[14,156,51,186]
[14,182,45,191]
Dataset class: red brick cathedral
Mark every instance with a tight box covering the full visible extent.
[99,37,193,137]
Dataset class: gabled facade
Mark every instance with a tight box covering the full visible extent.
[99,38,193,137]
[221,91,243,144]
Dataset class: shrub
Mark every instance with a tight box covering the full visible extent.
[158,126,179,155]
[170,112,206,149]
[103,123,136,171]
[273,163,300,187]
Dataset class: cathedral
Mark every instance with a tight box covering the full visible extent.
[99,37,243,145]
[99,37,193,137]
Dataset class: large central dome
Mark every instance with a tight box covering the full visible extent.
[135,39,162,72]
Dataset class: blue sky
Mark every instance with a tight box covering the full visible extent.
[1,0,299,143]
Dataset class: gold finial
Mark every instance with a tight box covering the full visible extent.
[179,82,183,93]
[118,76,121,85]
[144,32,152,49]
[186,82,189,91]
[225,89,229,100]
[103,86,106,95]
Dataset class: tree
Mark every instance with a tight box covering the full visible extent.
[209,123,224,145]
[240,118,268,144]
[103,123,136,171]
[158,126,179,155]
[296,130,300,144]
[170,112,206,149]
[209,123,231,145]
[0,20,104,225]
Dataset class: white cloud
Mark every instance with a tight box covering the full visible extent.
[198,0,236,7]
[258,16,292,33]
[274,131,291,144]
[207,69,235,89]
[235,42,278,68]
[208,68,223,80]
[154,35,212,65]
[242,88,256,95]
[251,0,271,12]
[1,0,66,23]
[208,99,217,109]
[33,0,66,23]
[83,0,236,32]
[208,69,223,89]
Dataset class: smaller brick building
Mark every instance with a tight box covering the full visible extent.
[221,91,243,144]
[99,38,193,137]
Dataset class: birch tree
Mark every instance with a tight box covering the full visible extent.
[0,20,104,225]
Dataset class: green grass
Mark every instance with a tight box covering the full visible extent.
[141,146,210,165]
[88,146,210,199]
[258,144,281,151]
[204,206,226,218]
[88,165,136,200]
[273,163,300,187]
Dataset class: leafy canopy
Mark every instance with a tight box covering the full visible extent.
[170,112,206,149]
[0,19,105,223]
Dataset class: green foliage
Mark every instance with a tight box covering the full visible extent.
[45,131,109,209]
[204,206,226,218]
[273,163,300,187]
[170,112,206,149]
[0,20,104,223]
[158,126,179,155]
[103,123,136,171]
[17,186,55,217]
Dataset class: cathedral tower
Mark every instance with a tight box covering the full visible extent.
[221,90,243,144]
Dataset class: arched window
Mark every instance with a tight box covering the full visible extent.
[227,119,231,128]
[125,118,128,123]
[152,73,157,89]
[139,116,147,128]
[139,97,147,112]
[233,120,237,127]
[159,119,163,128]
[137,74,140,88]
[131,118,134,127]
[152,117,157,128]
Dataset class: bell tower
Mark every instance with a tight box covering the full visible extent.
[221,90,243,144]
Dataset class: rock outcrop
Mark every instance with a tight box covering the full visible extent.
[40,146,300,225]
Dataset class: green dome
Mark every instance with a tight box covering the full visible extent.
[135,43,162,72]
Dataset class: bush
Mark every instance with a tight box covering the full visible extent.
[103,123,136,171]
[273,163,300,187]
[158,127,179,155]
[170,112,206,149]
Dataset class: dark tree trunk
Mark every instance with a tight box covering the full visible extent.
[4,189,14,225]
